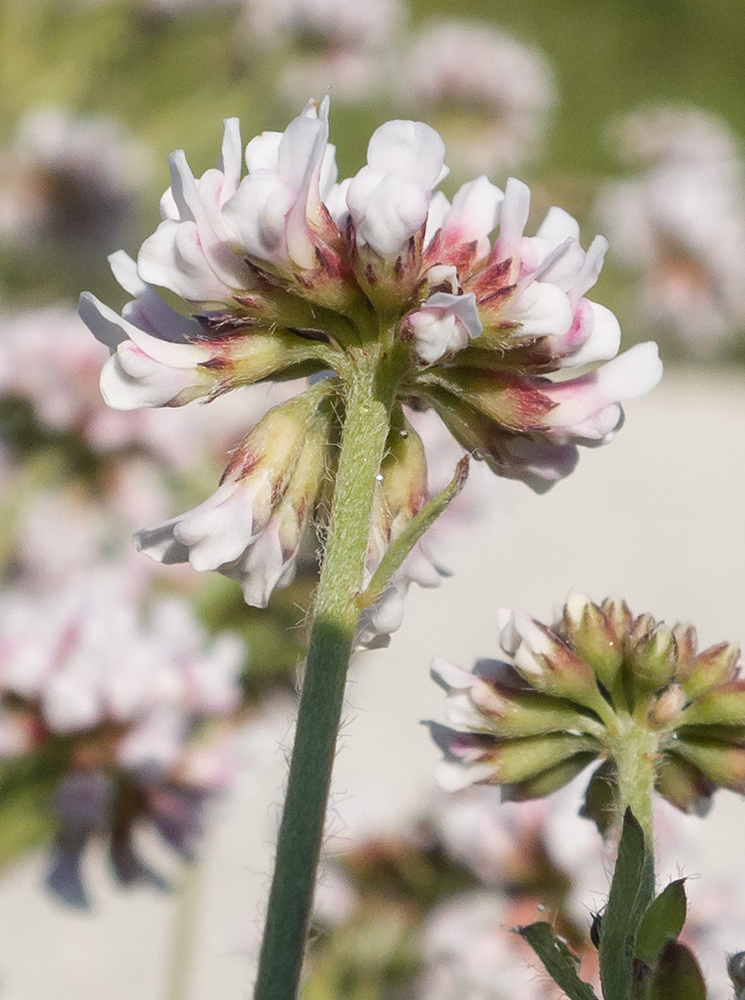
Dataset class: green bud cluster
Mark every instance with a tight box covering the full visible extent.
[431,592,744,824]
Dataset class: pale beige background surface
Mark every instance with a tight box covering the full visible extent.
[0,368,743,999]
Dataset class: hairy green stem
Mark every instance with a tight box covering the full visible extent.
[253,347,397,1000]
[610,724,658,848]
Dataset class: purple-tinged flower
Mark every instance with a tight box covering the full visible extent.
[430,593,745,824]
[0,574,244,906]
[397,21,556,177]
[0,106,150,253]
[80,100,660,615]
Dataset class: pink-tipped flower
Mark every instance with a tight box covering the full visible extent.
[80,98,659,615]
[134,383,335,607]
[430,595,745,827]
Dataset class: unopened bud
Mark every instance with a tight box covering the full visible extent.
[501,750,597,801]
[678,680,745,728]
[680,642,741,701]
[601,596,635,648]
[654,754,714,816]
[563,590,623,691]
[631,623,677,693]
[649,683,687,728]
[490,732,599,785]
[673,738,745,792]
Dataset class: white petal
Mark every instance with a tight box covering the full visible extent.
[245,131,282,172]
[564,301,621,367]
[546,342,663,428]
[443,175,503,247]
[536,206,580,245]
[493,176,530,262]
[218,117,243,202]
[502,280,573,338]
[80,292,208,367]
[430,656,472,691]
[436,758,498,792]
[173,482,256,572]
[100,349,200,409]
[426,291,483,340]
[568,235,608,307]
[138,219,233,303]
[366,119,446,188]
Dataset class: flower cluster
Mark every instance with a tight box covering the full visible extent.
[430,593,745,821]
[596,104,745,353]
[0,574,244,905]
[79,99,661,623]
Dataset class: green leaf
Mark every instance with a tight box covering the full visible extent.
[635,879,687,967]
[580,760,617,836]
[358,456,469,610]
[599,809,655,1000]
[648,940,707,1000]
[517,922,600,1000]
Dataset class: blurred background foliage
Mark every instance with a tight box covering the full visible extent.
[2,0,745,356]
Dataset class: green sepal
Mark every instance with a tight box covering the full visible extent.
[654,754,714,817]
[580,759,617,836]
[490,733,599,785]
[647,940,707,1000]
[516,922,600,1000]
[599,809,655,1000]
[671,739,745,792]
[634,879,687,967]
[500,751,597,801]
[358,456,468,609]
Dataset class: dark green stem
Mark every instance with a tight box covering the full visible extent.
[252,348,397,1000]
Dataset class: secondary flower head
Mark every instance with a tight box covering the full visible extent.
[430,593,745,826]
[0,574,244,906]
[79,99,661,614]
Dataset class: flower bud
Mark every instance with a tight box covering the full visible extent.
[488,732,599,785]
[649,683,687,729]
[672,738,745,792]
[677,680,745,728]
[501,611,603,710]
[679,641,741,700]
[562,590,623,691]
[501,750,598,802]
[654,754,714,816]
[601,596,635,648]
[630,623,677,693]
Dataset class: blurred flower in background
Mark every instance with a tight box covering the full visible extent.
[0,107,151,257]
[0,571,245,906]
[240,0,404,103]
[397,21,556,177]
[596,104,745,356]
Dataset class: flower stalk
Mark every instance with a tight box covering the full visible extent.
[607,721,658,848]
[253,343,400,1000]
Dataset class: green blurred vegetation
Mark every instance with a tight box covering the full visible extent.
[2,0,744,360]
